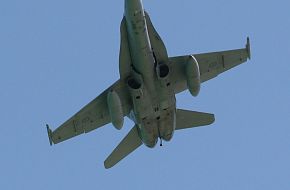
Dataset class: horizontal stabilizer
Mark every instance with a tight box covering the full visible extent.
[104,126,142,169]
[176,109,215,130]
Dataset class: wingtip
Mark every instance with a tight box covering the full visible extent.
[46,124,53,146]
[246,37,251,60]
[211,114,216,124]
[104,161,112,169]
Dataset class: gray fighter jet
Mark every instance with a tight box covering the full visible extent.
[47,0,251,169]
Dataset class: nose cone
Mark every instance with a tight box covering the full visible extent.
[125,0,143,16]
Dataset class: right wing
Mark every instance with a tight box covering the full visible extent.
[47,80,132,145]
[170,38,251,94]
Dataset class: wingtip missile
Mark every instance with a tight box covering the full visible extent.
[46,124,53,146]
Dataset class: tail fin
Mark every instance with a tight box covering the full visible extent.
[176,109,215,130]
[104,126,142,169]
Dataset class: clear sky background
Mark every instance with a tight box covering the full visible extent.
[1,0,289,189]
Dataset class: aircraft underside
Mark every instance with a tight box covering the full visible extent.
[46,0,251,169]
[124,0,177,147]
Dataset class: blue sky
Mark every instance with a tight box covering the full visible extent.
[1,0,290,189]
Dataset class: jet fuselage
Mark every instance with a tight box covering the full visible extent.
[125,0,176,147]
[47,0,250,169]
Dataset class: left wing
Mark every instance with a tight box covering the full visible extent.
[47,80,132,145]
[170,38,251,94]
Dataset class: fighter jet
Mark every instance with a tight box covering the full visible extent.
[46,0,251,169]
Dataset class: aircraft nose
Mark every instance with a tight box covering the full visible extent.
[125,0,143,16]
